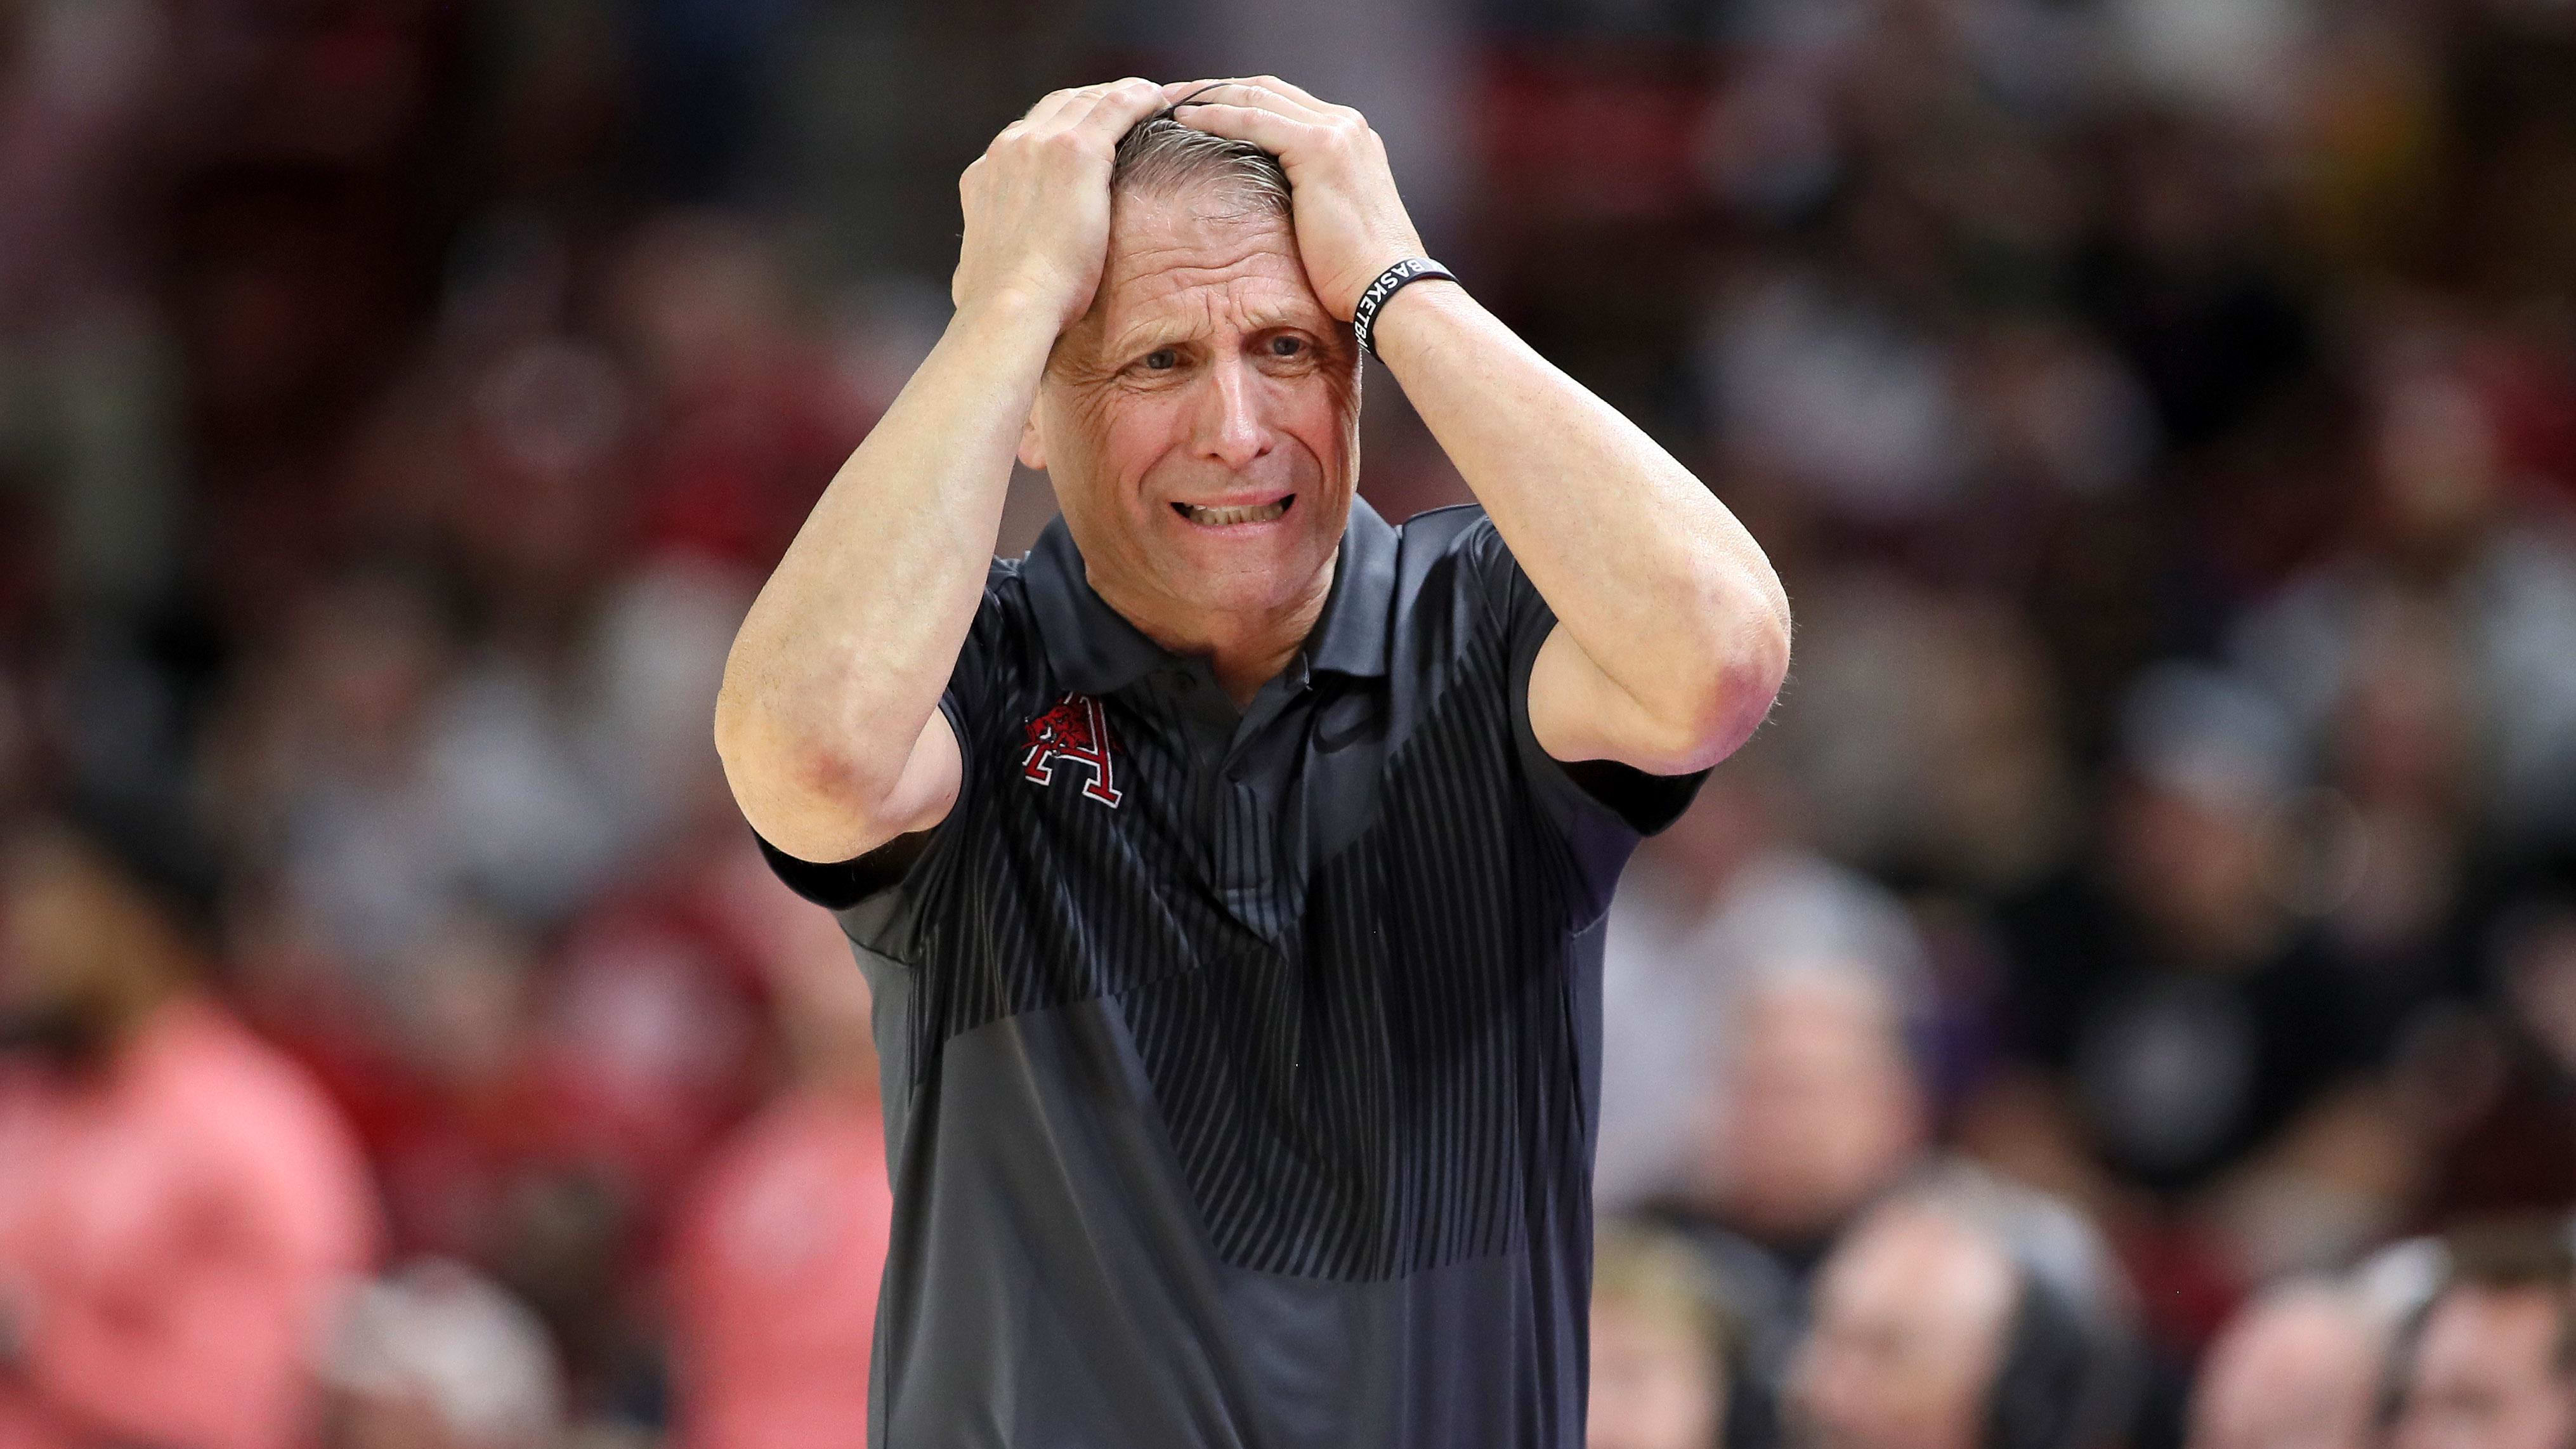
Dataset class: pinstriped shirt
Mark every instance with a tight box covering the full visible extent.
[758,496,1706,1449]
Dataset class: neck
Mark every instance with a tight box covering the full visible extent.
[1092,554,1338,709]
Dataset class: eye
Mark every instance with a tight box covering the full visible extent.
[1268,334,1305,358]
[1142,348,1179,371]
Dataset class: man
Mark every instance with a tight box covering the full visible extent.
[2390,1224,2576,1449]
[1643,869,1935,1449]
[1788,1201,2014,1449]
[713,74,1790,1448]
[2187,1278,2388,1449]
[0,820,380,1449]
[1783,1177,2135,1449]
[1684,877,1932,1258]
[1588,1220,1739,1449]
[1974,664,2395,1339]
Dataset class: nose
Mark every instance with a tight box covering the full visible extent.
[1194,354,1272,471]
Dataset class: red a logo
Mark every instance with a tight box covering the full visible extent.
[1021,693,1122,808]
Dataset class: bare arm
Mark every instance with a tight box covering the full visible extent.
[1166,78,1790,776]
[1372,284,1789,772]
[714,79,1168,863]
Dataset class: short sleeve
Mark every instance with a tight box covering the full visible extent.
[753,801,941,914]
[751,560,1025,918]
[1457,516,1712,842]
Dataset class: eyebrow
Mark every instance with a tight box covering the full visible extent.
[1100,306,1331,363]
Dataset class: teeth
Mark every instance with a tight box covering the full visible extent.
[1179,499,1289,527]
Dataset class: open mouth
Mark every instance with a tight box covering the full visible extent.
[1172,495,1293,527]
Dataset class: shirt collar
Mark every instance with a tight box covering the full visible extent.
[1023,495,1396,696]
[1305,495,1394,680]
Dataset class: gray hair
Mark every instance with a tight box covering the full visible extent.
[1895,1163,2145,1449]
[1111,111,1290,217]
[1708,852,1936,1049]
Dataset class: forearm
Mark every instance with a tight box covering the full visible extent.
[716,297,1057,827]
[1373,282,1791,754]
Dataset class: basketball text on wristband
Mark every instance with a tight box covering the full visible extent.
[1351,258,1456,357]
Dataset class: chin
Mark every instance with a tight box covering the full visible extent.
[1146,499,1342,615]
[1186,551,1338,624]
[1165,548,1326,619]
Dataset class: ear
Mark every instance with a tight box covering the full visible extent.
[1017,400,1047,472]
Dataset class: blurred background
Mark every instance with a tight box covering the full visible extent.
[2,0,2575,1446]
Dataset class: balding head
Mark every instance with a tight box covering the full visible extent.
[2189,1282,2385,1449]
[1789,1201,2019,1449]
[1710,961,1928,1245]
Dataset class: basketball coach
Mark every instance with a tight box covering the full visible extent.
[713,75,1792,1448]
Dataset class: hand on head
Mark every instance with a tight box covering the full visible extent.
[951,78,1169,328]
[950,74,1428,332]
[958,78,1377,664]
[1158,77,1427,320]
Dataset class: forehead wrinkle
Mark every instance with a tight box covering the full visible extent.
[1098,263,1323,360]
[1088,204,1323,358]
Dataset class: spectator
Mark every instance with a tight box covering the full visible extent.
[1590,1220,1741,1449]
[1638,856,1936,1448]
[1785,1170,2136,1449]
[665,868,892,1449]
[2187,1279,2388,1449]
[2231,332,2576,851]
[318,1257,564,1449]
[1597,785,1831,1210]
[2389,1219,2576,1449]
[0,820,380,1449]
[1689,889,1932,1256]
[1787,1197,2010,1449]
[2409,888,2576,1225]
[1971,664,2405,1335]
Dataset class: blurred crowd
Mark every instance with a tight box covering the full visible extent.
[2,0,2575,1446]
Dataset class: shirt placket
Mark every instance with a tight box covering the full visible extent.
[1158,659,1309,953]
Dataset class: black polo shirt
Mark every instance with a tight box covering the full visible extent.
[759,497,1707,1448]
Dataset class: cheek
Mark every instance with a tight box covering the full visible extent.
[1274,376,1359,480]
[1102,399,1194,490]
[1052,389,1179,500]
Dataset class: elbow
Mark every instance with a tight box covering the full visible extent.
[1647,570,1792,773]
[1719,597,1794,756]
[712,677,894,826]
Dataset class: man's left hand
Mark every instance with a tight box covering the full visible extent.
[1161,77,1428,320]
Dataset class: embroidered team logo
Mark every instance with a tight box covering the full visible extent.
[1021,693,1122,808]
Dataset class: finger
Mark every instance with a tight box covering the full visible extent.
[1014,84,1101,133]
[1232,74,1353,122]
[997,94,1088,155]
[1159,80,1234,112]
[1022,77,1155,150]
[1174,75,1356,129]
[1163,78,1333,126]
[1163,100,1330,162]
[1063,76,1168,142]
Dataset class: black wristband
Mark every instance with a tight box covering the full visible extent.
[1351,258,1455,357]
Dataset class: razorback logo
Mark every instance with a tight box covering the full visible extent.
[1021,693,1122,807]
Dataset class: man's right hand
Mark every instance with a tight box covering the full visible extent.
[720,82,1171,868]
[952,78,1168,328]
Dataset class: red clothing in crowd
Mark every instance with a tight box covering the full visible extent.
[0,995,379,1449]
[669,1089,892,1449]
